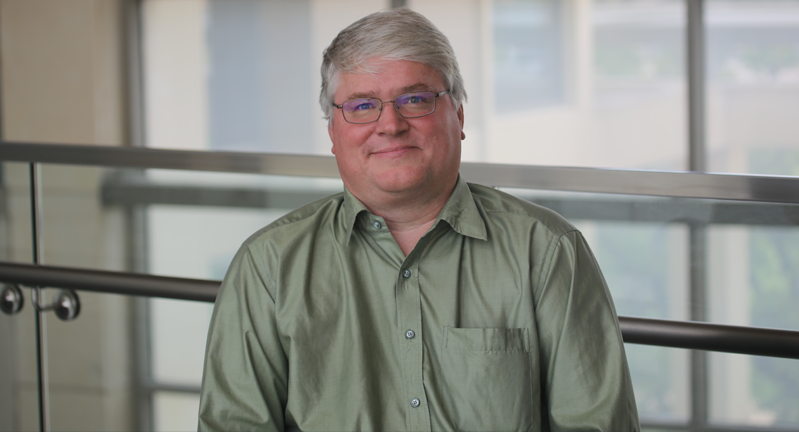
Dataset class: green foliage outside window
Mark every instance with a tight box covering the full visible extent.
[748,148,799,425]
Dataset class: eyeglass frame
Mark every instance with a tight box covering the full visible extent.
[332,90,451,124]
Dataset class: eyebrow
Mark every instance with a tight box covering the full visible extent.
[344,83,433,101]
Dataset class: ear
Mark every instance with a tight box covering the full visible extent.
[457,105,466,140]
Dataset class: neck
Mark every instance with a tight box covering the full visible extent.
[379,200,445,256]
[353,179,457,256]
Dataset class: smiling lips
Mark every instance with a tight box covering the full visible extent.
[370,146,419,157]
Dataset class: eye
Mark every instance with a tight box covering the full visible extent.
[345,99,378,112]
[403,93,429,104]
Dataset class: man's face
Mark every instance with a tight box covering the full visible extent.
[328,59,465,207]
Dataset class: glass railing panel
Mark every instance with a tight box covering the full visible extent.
[150,299,210,388]
[585,222,691,423]
[142,169,342,280]
[21,159,139,431]
[18,161,799,431]
[500,187,799,428]
[27,162,140,429]
[627,345,691,424]
[152,391,201,432]
[33,164,343,430]
[144,170,342,429]
[706,224,799,431]
[1,162,34,264]
[503,189,693,423]
[42,291,136,431]
[4,161,136,432]
[708,225,799,332]
[0,302,40,432]
[710,352,799,430]
[30,163,136,431]
[0,161,38,432]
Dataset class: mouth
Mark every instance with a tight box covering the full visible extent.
[370,146,418,157]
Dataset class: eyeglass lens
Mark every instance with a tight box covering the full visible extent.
[341,91,437,123]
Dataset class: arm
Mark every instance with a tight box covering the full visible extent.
[534,230,640,431]
[198,245,288,431]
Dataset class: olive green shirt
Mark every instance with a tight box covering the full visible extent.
[198,177,639,431]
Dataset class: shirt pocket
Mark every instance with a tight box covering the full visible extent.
[439,327,533,431]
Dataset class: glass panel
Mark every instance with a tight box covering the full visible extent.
[33,163,344,430]
[502,187,799,427]
[589,222,690,422]
[706,0,799,175]
[150,299,212,386]
[708,225,799,331]
[588,0,687,170]
[627,345,690,423]
[141,0,384,153]
[0,301,41,432]
[493,0,565,112]
[142,0,686,170]
[408,0,689,169]
[24,161,799,430]
[142,169,342,429]
[1,163,35,264]
[710,352,799,429]
[0,304,41,432]
[588,222,688,321]
[0,162,40,432]
[707,225,799,429]
[503,189,693,423]
[33,164,137,431]
[42,292,135,432]
[153,391,201,432]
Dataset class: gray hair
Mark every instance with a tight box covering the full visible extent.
[320,8,467,121]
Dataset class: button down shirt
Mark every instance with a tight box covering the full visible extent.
[198,176,639,431]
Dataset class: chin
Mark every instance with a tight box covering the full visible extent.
[374,173,428,194]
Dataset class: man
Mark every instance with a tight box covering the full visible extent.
[199,8,639,432]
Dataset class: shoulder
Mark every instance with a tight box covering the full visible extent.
[241,192,345,252]
[467,182,576,238]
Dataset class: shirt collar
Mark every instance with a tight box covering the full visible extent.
[342,187,370,243]
[433,175,487,241]
[341,174,488,244]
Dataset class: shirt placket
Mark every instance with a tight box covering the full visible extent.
[397,257,431,432]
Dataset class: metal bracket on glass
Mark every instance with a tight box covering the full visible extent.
[1,283,25,315]
[30,287,81,321]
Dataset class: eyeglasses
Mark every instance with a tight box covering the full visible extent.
[332,90,450,124]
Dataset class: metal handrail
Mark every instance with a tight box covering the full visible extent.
[0,261,218,302]
[2,261,798,360]
[2,142,799,203]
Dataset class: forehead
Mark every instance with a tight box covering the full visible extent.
[335,59,445,100]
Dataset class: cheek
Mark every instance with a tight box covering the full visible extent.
[330,124,354,155]
[335,128,372,152]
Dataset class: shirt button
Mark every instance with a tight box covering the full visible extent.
[402,269,411,279]
[410,398,420,408]
[373,221,381,230]
[405,329,415,339]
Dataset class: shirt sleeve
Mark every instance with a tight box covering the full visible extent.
[533,230,640,432]
[198,244,288,432]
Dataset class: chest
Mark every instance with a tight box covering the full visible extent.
[273,228,538,345]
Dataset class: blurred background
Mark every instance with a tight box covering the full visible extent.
[1,0,798,431]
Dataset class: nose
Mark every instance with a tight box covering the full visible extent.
[375,101,409,136]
